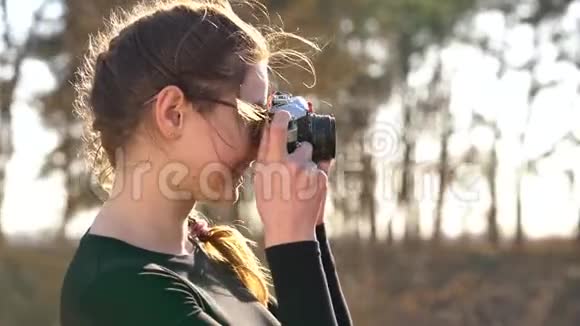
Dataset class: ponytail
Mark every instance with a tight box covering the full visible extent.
[190,215,271,305]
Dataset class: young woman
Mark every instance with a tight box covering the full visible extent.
[60,1,352,325]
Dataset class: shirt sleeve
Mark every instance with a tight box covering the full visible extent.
[316,224,353,326]
[81,264,222,326]
[265,241,338,326]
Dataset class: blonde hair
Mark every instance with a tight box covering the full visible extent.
[74,0,318,305]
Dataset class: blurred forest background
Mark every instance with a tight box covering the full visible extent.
[2,0,580,325]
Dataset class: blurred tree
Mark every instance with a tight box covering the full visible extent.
[413,0,580,247]
[361,150,377,241]
[35,0,137,239]
[31,0,482,243]
[0,0,56,243]
[430,68,453,245]
[433,125,450,243]
[506,0,578,246]
[367,0,476,245]
[486,127,500,245]
[371,0,475,245]
[27,0,474,239]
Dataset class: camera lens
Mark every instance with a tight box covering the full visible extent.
[310,114,336,162]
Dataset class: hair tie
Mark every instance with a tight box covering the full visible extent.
[189,217,210,240]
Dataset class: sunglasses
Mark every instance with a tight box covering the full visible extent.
[143,93,272,146]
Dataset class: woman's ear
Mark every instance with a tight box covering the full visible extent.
[153,85,187,139]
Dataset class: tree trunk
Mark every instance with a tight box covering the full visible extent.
[564,170,580,243]
[58,121,75,241]
[0,106,12,246]
[433,132,449,244]
[514,171,525,246]
[361,153,376,243]
[487,141,499,246]
[395,33,419,247]
[577,212,580,243]
[0,0,50,245]
[57,192,75,241]
[401,133,418,245]
[386,219,394,246]
[0,65,19,247]
[570,170,580,243]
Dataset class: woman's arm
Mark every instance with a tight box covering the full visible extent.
[266,241,338,326]
[255,112,339,325]
[316,224,353,326]
[313,159,353,326]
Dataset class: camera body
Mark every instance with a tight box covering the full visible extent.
[268,91,336,163]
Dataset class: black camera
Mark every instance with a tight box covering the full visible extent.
[268,91,336,163]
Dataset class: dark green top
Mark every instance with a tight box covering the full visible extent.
[60,225,352,326]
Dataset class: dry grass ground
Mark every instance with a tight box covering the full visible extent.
[1,238,579,325]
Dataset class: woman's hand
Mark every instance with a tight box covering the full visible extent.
[316,160,333,226]
[253,111,329,248]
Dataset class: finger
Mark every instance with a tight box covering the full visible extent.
[302,161,318,174]
[296,161,320,201]
[316,169,329,193]
[317,159,334,175]
[309,169,328,209]
[290,142,313,163]
[266,111,291,161]
[256,121,270,162]
[316,186,327,225]
[295,161,317,184]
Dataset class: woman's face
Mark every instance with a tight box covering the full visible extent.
[166,62,270,203]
